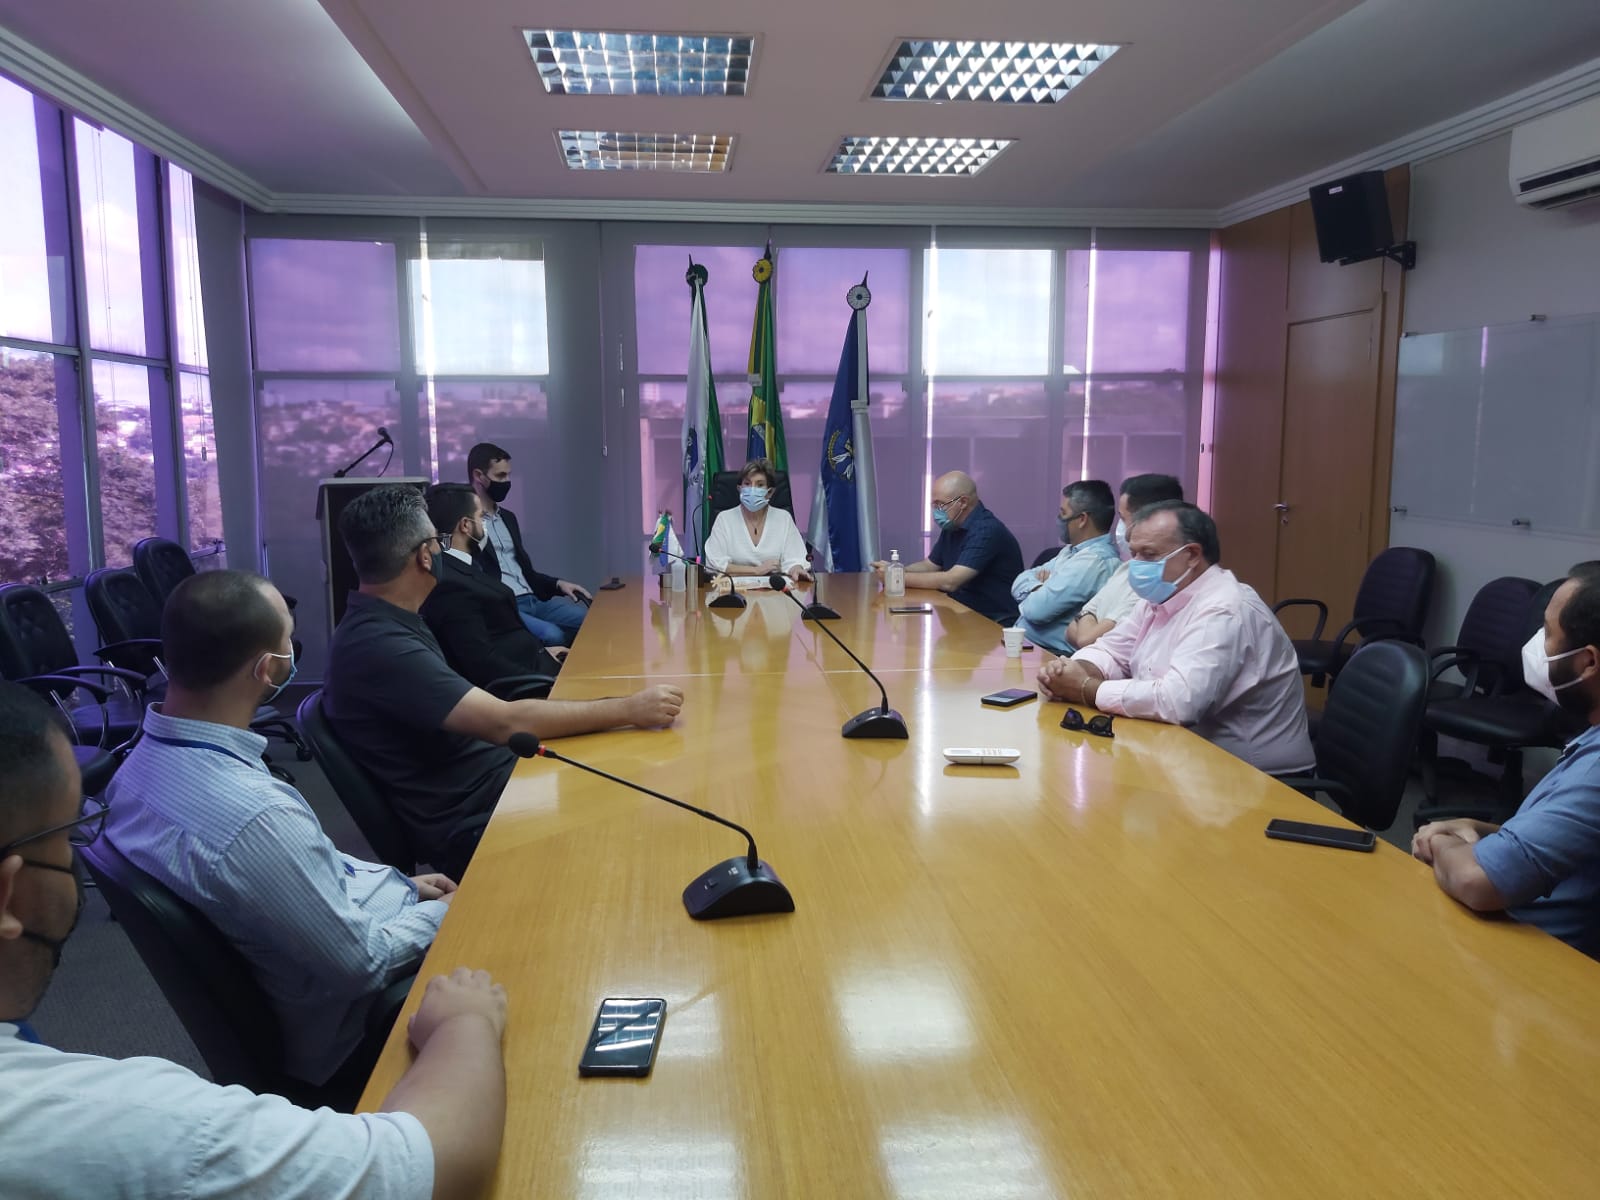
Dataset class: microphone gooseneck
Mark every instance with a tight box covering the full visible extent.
[768,574,889,715]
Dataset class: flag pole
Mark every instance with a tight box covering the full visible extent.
[849,272,881,565]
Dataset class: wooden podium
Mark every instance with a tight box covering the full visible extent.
[314,477,428,633]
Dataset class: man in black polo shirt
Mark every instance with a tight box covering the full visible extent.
[324,486,683,876]
[870,470,1023,624]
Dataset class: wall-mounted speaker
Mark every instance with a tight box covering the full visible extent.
[1309,171,1396,265]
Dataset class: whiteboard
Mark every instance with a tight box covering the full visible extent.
[1393,313,1600,532]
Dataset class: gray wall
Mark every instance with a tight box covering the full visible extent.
[1394,132,1600,646]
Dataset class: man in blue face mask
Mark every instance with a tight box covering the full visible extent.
[103,569,459,1090]
[1008,480,1119,655]
[1038,501,1314,776]
[871,470,1024,625]
[1413,561,1600,959]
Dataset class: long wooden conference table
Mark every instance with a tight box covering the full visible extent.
[362,574,1600,1197]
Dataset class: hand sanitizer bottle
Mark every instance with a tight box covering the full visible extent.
[886,550,905,598]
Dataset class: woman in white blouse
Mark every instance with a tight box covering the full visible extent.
[704,459,813,580]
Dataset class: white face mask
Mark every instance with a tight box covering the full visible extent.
[1521,630,1587,705]
[1113,518,1131,560]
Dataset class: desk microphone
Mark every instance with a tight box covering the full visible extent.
[768,573,908,740]
[507,733,794,920]
[648,542,746,609]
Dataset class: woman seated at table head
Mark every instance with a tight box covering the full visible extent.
[703,458,813,581]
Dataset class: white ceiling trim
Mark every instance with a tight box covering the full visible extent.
[5,23,1599,231]
[0,26,275,210]
[1217,53,1600,227]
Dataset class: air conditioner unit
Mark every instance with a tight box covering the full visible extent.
[1509,94,1600,210]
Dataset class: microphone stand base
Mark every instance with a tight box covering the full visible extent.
[842,708,909,739]
[683,857,795,919]
[708,592,748,610]
[800,603,841,620]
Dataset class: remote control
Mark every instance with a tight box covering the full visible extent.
[942,747,1022,766]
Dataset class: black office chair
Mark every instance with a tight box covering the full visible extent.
[297,689,416,873]
[1280,639,1430,831]
[1273,547,1436,686]
[1416,577,1583,819]
[0,583,147,748]
[131,536,198,607]
[1030,546,1059,569]
[80,834,410,1112]
[83,567,167,682]
[486,673,558,701]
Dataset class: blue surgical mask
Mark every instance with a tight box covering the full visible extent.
[257,649,297,704]
[739,486,770,513]
[1113,518,1131,560]
[1127,546,1195,605]
[932,507,952,530]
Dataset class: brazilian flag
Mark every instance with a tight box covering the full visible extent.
[746,245,786,470]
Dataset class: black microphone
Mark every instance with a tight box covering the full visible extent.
[507,733,794,920]
[376,425,393,444]
[333,428,393,478]
[768,573,908,740]
[649,544,746,610]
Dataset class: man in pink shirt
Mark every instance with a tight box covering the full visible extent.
[1037,501,1314,776]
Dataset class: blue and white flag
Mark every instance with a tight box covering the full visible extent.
[809,281,880,571]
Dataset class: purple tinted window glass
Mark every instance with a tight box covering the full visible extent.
[0,348,74,582]
[93,360,162,566]
[635,244,761,376]
[1062,378,1194,492]
[777,248,910,374]
[0,79,73,345]
[179,372,221,549]
[251,240,402,372]
[1087,250,1191,373]
[429,380,551,488]
[638,378,752,534]
[168,165,209,370]
[930,381,1054,555]
[76,121,164,357]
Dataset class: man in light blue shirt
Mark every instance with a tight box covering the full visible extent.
[1008,480,1120,656]
[0,679,510,1198]
[1414,561,1600,958]
[105,569,455,1085]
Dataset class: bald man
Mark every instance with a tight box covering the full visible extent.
[871,471,1023,625]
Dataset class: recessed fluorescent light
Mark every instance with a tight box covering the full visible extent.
[872,39,1118,103]
[826,136,1013,177]
[524,30,754,96]
[558,131,736,172]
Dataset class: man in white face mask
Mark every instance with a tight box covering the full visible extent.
[1413,562,1600,958]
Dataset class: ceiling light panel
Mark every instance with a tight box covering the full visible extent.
[872,39,1118,104]
[826,137,1013,177]
[558,131,736,172]
[524,31,755,96]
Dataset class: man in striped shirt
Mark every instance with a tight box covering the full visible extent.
[105,569,455,1088]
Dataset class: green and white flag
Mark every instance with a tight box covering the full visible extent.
[746,245,786,470]
[681,260,725,557]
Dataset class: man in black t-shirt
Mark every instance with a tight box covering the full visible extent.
[870,470,1023,624]
[324,486,683,875]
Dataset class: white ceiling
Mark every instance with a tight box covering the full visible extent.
[1,0,1598,216]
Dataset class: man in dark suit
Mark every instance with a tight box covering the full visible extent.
[466,442,589,647]
[421,484,564,690]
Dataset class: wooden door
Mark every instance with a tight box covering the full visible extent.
[1273,311,1381,641]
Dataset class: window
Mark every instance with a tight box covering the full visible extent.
[168,165,220,549]
[0,348,75,583]
[0,80,73,345]
[252,239,402,372]
[925,248,1052,376]
[91,360,163,566]
[75,121,164,358]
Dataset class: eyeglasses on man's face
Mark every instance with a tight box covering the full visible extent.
[0,795,108,860]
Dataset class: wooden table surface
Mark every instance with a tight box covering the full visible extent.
[362,576,1600,1197]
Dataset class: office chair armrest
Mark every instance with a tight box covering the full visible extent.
[1271,598,1328,643]
[1278,774,1357,814]
[487,674,557,701]
[94,638,164,662]
[1428,651,1483,698]
[19,673,113,703]
[1326,615,1417,659]
[52,663,150,690]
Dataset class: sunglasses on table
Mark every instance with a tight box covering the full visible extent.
[1060,708,1115,739]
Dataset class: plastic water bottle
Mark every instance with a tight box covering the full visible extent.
[886,550,905,598]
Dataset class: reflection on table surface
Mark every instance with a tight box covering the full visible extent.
[361,580,1600,1198]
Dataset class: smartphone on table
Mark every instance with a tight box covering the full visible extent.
[578,998,666,1077]
[1264,818,1376,852]
[981,688,1036,709]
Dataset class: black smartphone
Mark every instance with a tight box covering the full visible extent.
[981,688,1037,708]
[1264,818,1376,852]
[578,998,666,1077]
[889,604,934,614]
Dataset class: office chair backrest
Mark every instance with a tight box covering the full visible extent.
[1315,639,1430,830]
[79,835,287,1093]
[132,536,196,606]
[1352,547,1436,640]
[1453,576,1540,696]
[0,583,79,685]
[296,689,415,871]
[84,567,164,675]
[709,469,795,519]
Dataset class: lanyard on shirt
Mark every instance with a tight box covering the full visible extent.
[143,731,261,768]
